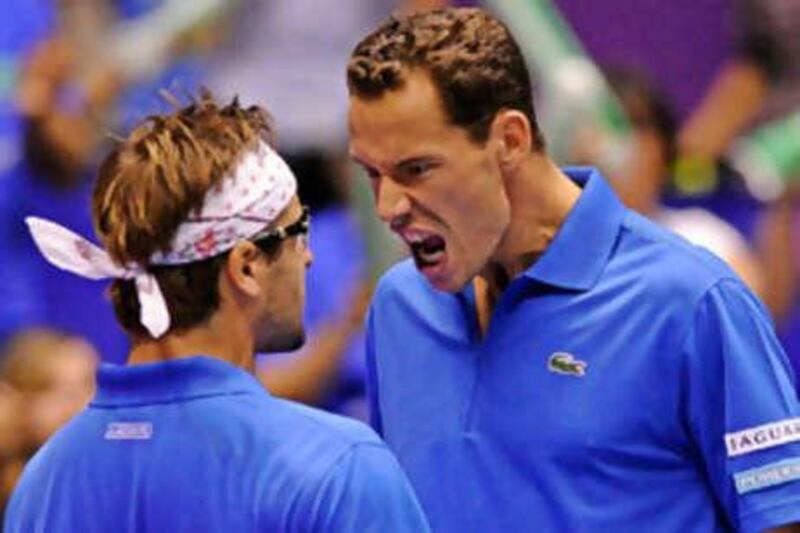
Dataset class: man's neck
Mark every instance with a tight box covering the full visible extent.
[127,312,254,372]
[472,156,581,337]
[491,156,581,283]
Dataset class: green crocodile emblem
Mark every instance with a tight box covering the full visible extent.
[548,352,588,377]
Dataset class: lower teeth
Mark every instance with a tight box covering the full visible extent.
[419,251,443,264]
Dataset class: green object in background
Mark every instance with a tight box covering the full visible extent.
[0,55,17,100]
[485,0,632,174]
[672,155,719,197]
[731,110,800,200]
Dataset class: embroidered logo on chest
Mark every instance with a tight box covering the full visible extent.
[547,352,588,377]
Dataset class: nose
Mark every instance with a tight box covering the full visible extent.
[304,246,313,268]
[374,176,411,226]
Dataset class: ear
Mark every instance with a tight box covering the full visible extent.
[224,242,263,298]
[489,109,532,172]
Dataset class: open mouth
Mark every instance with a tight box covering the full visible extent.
[403,231,447,270]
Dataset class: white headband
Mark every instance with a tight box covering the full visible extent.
[26,141,297,339]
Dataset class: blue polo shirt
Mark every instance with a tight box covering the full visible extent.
[5,356,430,532]
[366,167,800,532]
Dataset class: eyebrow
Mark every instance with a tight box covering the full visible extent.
[350,154,372,170]
[350,154,440,175]
[395,156,439,171]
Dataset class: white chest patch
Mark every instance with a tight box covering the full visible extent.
[104,422,153,440]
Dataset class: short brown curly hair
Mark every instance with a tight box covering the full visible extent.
[92,91,276,337]
[347,7,545,150]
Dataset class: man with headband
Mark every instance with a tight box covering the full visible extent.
[4,93,430,532]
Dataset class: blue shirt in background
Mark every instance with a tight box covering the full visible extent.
[5,356,430,532]
[0,161,129,360]
[366,168,800,532]
[0,0,53,154]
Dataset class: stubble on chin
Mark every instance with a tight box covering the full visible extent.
[256,328,306,354]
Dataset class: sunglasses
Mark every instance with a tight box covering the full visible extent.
[250,206,310,252]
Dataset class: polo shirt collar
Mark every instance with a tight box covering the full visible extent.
[524,167,625,291]
[92,356,265,407]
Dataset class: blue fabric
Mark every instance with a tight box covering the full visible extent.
[662,174,800,389]
[0,0,52,54]
[0,165,42,342]
[5,356,430,532]
[113,0,162,20]
[0,161,129,360]
[366,167,800,532]
[0,0,53,179]
[779,299,800,385]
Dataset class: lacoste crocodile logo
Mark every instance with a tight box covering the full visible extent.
[548,352,588,377]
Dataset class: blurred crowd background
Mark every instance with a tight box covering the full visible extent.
[0,0,798,519]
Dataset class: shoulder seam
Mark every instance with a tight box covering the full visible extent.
[678,276,744,353]
[620,213,734,280]
[293,441,391,529]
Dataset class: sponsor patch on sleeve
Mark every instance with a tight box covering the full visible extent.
[104,422,153,440]
[725,417,800,457]
[734,458,800,494]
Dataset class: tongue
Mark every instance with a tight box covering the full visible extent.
[420,235,445,254]
[412,235,446,267]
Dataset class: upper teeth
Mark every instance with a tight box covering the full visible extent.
[404,231,427,244]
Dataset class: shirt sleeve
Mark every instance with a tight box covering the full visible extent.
[684,278,800,533]
[302,443,430,533]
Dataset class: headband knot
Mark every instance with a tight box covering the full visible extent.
[26,141,297,338]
